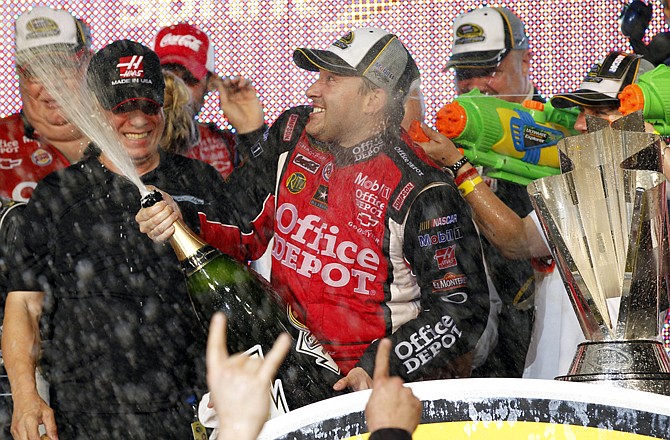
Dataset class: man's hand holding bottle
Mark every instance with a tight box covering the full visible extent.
[136,187,181,243]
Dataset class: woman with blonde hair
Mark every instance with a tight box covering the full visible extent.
[161,69,200,154]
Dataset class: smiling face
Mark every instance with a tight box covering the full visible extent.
[305,70,382,148]
[18,61,86,142]
[454,49,532,104]
[105,102,165,174]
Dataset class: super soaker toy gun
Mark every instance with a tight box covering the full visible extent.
[619,64,670,135]
[409,89,579,185]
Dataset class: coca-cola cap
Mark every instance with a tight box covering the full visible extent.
[87,40,165,111]
[153,23,215,81]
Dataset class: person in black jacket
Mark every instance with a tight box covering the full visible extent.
[443,5,540,378]
[2,40,229,440]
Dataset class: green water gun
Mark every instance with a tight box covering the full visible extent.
[619,64,670,135]
[417,89,579,186]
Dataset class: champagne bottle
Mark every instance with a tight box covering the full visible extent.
[141,191,342,413]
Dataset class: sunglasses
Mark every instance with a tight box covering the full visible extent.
[112,100,162,115]
[453,66,498,81]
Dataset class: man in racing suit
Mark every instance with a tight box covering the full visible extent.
[0,7,92,203]
[138,28,491,388]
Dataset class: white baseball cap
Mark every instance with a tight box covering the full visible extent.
[293,27,419,99]
[445,7,529,69]
[15,6,91,64]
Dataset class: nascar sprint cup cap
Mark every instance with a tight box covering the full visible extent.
[444,6,529,69]
[293,27,419,99]
[551,52,654,108]
[15,6,91,64]
[87,40,165,111]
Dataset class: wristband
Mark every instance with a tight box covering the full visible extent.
[453,167,479,186]
[444,156,469,175]
[458,176,483,197]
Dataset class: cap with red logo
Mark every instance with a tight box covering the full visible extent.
[86,39,165,111]
[153,23,214,81]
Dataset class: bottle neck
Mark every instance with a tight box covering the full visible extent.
[170,219,208,262]
[170,219,221,276]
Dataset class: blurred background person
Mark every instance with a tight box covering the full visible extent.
[0,5,92,203]
[160,70,199,154]
[153,23,265,178]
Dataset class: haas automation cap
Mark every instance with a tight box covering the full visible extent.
[87,40,165,111]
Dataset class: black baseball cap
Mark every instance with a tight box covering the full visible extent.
[87,40,165,112]
[550,52,654,109]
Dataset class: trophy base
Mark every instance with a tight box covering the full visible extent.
[556,340,670,396]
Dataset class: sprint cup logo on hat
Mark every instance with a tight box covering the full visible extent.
[333,32,355,49]
[454,24,486,45]
[24,17,60,39]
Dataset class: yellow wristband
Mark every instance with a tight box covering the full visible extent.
[458,176,483,197]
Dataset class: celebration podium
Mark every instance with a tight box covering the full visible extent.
[259,378,670,439]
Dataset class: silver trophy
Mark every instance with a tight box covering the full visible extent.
[528,112,670,395]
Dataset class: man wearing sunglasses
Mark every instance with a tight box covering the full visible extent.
[442,6,541,379]
[3,40,230,439]
[445,7,539,103]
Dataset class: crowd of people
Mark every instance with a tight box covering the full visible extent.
[1,3,669,439]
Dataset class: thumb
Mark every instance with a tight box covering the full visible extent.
[333,376,349,391]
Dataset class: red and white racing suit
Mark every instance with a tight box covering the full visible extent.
[199,107,491,380]
[0,113,71,202]
[186,122,238,179]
